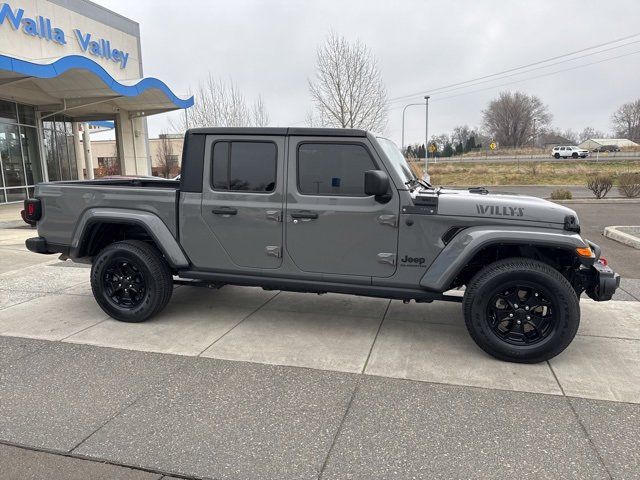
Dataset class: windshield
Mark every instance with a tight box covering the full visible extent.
[375,137,417,185]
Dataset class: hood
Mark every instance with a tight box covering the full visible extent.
[429,188,578,226]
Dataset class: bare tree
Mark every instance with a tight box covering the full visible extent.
[251,95,270,127]
[561,129,579,144]
[579,126,606,142]
[175,75,270,131]
[156,132,177,178]
[612,99,640,140]
[482,91,551,147]
[309,32,388,132]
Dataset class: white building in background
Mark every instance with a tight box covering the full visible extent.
[578,138,640,150]
[0,0,192,203]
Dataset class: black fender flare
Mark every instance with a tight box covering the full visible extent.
[420,226,588,292]
[70,208,190,268]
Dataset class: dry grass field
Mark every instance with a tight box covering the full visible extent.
[409,160,640,186]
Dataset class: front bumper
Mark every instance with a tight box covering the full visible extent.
[580,240,620,301]
[585,261,620,301]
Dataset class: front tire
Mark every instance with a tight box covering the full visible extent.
[462,258,580,363]
[91,240,173,322]
[572,152,579,158]
[554,153,560,159]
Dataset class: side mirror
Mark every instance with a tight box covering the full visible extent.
[364,170,391,202]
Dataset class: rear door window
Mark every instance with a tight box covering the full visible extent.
[211,141,277,193]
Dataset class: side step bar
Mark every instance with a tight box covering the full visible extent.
[177,270,462,303]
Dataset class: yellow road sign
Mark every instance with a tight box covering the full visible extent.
[428,143,437,153]
[489,142,497,150]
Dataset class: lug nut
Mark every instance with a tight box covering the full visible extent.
[514,304,519,308]
[517,320,522,325]
[525,306,530,310]
[509,313,514,318]
[526,316,531,320]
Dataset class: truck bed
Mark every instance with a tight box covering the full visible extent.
[35,178,180,249]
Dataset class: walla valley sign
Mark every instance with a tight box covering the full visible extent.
[0,2,130,69]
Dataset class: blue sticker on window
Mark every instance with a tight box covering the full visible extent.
[331,177,341,187]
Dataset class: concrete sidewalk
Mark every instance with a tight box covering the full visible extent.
[1,337,639,479]
[1,214,639,478]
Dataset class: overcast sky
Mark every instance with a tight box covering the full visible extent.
[99,0,640,145]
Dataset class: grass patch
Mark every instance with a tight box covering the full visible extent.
[412,160,640,185]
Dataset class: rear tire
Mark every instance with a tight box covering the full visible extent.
[572,152,579,158]
[91,240,173,322]
[554,153,560,159]
[462,258,580,363]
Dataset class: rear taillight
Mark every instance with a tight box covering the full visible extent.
[23,198,41,224]
[599,256,609,267]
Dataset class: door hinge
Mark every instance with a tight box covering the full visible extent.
[266,210,283,222]
[377,253,397,266]
[378,214,398,228]
[266,246,282,258]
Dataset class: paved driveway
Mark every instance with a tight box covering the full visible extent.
[1,226,639,479]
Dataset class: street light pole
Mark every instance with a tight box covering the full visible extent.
[401,103,424,149]
[424,95,430,181]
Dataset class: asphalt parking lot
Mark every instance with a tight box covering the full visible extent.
[1,203,639,479]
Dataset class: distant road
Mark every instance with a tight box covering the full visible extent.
[479,185,624,199]
[427,152,640,164]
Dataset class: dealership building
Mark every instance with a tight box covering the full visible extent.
[0,0,193,203]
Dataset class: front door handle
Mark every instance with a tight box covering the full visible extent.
[290,211,319,220]
[212,207,238,216]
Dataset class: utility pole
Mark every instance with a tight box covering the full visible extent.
[424,95,430,181]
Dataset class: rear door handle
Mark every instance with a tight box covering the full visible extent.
[291,211,319,220]
[212,207,238,216]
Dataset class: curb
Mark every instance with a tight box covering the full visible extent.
[604,226,640,250]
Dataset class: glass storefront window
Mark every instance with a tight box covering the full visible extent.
[43,115,78,183]
[17,104,36,126]
[0,99,18,124]
[21,126,43,185]
[5,187,27,202]
[0,99,79,203]
[43,127,59,182]
[0,124,26,187]
[0,99,53,203]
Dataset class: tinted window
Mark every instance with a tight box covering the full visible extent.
[212,141,276,192]
[298,143,375,196]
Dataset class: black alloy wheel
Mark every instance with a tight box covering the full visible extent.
[463,258,580,363]
[103,258,147,308]
[91,240,173,322]
[486,283,556,345]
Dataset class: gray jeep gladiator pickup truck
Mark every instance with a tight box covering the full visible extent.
[23,127,620,363]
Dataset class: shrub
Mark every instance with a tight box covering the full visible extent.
[617,172,640,198]
[586,175,613,199]
[550,189,572,200]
